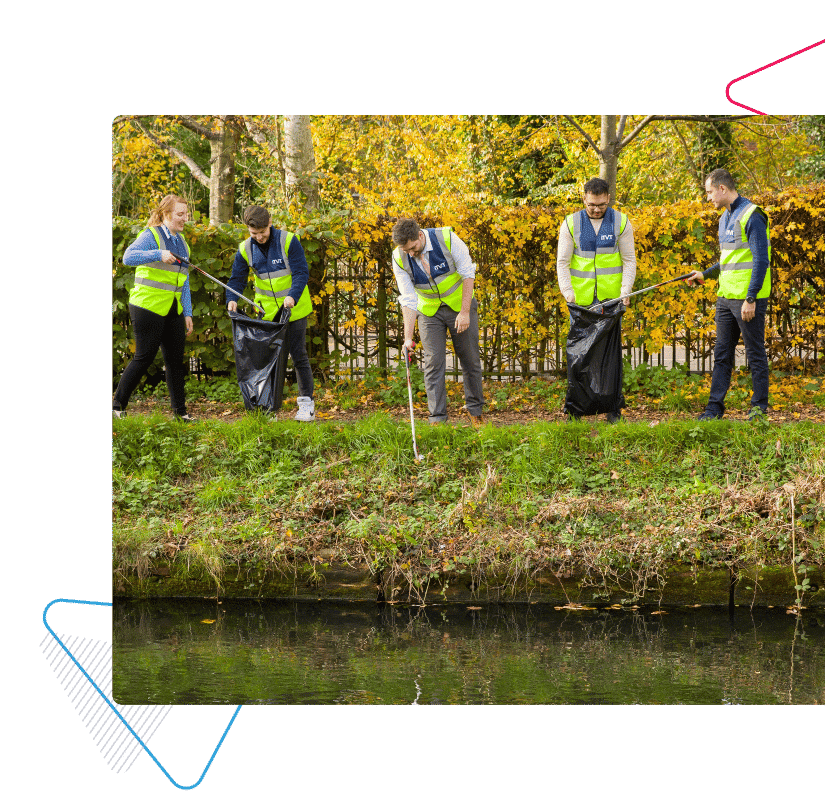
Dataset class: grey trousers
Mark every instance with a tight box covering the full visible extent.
[417,297,484,422]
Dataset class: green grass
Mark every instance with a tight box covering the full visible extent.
[113,412,825,604]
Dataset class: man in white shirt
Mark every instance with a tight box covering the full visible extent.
[391,218,485,426]
[556,178,636,422]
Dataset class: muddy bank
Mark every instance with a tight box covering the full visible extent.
[114,560,824,608]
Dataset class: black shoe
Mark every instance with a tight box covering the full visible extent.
[566,414,581,423]
[606,411,622,424]
[697,410,723,421]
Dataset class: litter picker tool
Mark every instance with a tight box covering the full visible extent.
[173,255,266,316]
[590,272,695,311]
[403,345,425,462]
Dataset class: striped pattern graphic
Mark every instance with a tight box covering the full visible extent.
[40,632,171,774]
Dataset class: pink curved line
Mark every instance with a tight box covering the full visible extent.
[726,39,825,114]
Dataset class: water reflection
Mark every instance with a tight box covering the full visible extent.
[112,599,824,706]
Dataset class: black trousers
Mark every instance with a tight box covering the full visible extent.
[286,315,314,398]
[113,303,187,414]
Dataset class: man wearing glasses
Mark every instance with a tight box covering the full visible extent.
[556,177,637,422]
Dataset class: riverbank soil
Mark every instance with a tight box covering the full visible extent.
[113,400,824,608]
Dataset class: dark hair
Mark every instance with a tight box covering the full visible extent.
[392,218,421,246]
[705,168,736,191]
[583,178,610,197]
[243,205,271,229]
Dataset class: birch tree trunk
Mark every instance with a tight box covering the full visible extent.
[283,115,318,210]
[282,115,328,373]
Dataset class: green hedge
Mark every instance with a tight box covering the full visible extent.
[113,185,825,383]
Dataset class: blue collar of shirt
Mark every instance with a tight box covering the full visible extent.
[725,194,748,219]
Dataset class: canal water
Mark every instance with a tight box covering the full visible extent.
[112,599,824,705]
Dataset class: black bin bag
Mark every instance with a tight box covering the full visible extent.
[564,301,626,417]
[230,308,290,412]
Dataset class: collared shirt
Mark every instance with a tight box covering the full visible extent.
[556,213,637,297]
[123,225,193,317]
[392,230,476,310]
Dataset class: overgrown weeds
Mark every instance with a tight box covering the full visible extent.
[113,413,824,604]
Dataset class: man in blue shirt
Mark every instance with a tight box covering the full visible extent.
[226,206,315,421]
[685,169,771,421]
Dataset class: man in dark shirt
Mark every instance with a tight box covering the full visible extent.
[226,206,315,421]
[686,169,771,421]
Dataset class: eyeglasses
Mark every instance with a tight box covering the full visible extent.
[585,202,609,210]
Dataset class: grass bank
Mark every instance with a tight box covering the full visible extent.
[112,413,824,606]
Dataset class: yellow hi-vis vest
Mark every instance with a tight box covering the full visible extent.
[565,209,627,306]
[392,227,465,316]
[128,227,190,315]
[717,201,771,300]
[239,229,312,322]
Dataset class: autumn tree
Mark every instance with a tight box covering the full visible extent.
[560,115,755,199]
[113,115,242,225]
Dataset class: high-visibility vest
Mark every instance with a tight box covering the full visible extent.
[565,208,627,305]
[717,201,771,300]
[129,227,190,315]
[392,227,466,316]
[239,229,312,322]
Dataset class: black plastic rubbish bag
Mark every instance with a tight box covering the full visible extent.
[564,301,626,417]
[230,308,290,412]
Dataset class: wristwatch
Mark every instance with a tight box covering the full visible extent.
[746,297,755,304]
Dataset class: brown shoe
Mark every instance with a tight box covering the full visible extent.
[469,413,485,428]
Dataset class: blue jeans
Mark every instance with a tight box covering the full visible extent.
[706,297,769,416]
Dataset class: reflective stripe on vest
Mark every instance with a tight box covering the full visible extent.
[717,202,771,300]
[392,227,466,316]
[239,228,313,321]
[566,209,626,305]
[128,227,190,315]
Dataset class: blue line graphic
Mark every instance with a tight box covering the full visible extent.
[43,598,243,790]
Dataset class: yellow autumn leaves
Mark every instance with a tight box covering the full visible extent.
[337,185,822,367]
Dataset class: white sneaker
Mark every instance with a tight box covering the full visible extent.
[295,396,315,422]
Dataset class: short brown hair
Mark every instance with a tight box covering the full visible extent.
[705,168,736,191]
[243,205,271,229]
[148,194,187,227]
[392,218,421,246]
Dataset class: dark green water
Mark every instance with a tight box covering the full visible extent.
[112,599,824,705]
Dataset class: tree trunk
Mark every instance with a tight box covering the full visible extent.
[284,115,318,210]
[208,117,239,225]
[599,115,619,199]
[282,116,327,375]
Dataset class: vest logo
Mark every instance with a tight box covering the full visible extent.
[271,258,283,265]
[726,229,735,236]
[599,234,613,241]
